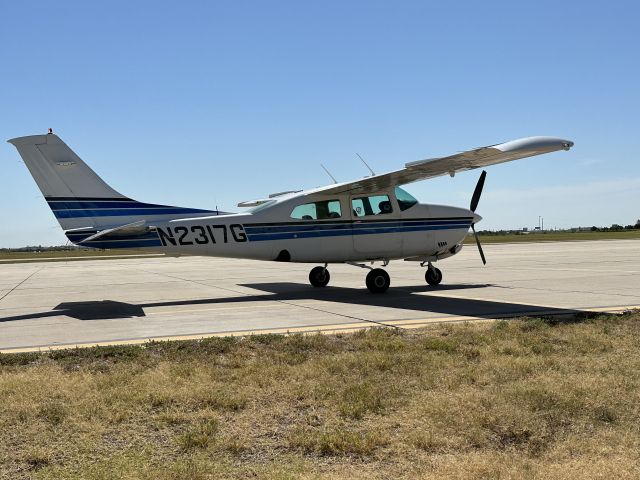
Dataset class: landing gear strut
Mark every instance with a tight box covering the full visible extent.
[366,268,390,293]
[309,265,330,287]
[425,264,443,286]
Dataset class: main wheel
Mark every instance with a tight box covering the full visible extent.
[366,268,390,293]
[425,267,443,286]
[309,266,330,287]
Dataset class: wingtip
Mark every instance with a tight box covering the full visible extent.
[495,136,575,153]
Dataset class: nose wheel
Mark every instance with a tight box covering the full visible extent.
[425,266,443,286]
[366,268,390,293]
[309,265,330,287]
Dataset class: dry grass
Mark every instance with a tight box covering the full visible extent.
[1,312,640,479]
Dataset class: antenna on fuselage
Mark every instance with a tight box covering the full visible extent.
[356,153,375,176]
[320,164,338,184]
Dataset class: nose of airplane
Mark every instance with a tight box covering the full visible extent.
[473,212,482,224]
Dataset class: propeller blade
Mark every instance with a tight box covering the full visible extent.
[471,224,486,265]
[470,170,487,212]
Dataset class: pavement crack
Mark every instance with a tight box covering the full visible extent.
[0,267,44,303]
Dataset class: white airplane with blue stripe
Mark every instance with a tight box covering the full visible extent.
[8,131,573,293]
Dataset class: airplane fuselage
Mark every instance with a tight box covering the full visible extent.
[88,191,477,264]
[154,205,471,263]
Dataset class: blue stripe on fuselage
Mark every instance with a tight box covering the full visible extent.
[243,219,469,235]
[245,222,470,241]
[47,198,215,218]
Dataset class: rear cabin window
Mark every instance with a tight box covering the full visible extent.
[352,195,393,217]
[290,200,342,220]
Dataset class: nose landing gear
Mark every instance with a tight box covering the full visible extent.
[425,263,443,286]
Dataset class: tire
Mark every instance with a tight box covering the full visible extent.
[309,266,330,287]
[366,268,390,293]
[425,267,443,286]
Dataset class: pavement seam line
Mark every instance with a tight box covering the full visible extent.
[133,267,401,329]
[3,304,638,353]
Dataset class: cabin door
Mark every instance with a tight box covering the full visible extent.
[350,193,402,256]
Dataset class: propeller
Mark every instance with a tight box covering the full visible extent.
[470,170,486,213]
[470,170,487,265]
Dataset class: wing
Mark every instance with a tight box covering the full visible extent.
[318,136,574,196]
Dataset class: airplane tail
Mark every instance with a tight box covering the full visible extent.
[8,132,222,248]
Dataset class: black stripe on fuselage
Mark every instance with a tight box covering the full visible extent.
[45,197,134,202]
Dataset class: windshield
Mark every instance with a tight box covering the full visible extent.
[394,187,418,211]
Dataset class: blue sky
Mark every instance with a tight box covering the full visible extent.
[1,1,638,247]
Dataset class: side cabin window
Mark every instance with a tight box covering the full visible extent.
[290,199,342,220]
[352,194,393,217]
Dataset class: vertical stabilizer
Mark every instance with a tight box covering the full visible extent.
[8,133,126,200]
[8,132,221,237]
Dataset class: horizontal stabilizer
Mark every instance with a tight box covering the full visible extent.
[238,199,272,207]
[79,220,148,243]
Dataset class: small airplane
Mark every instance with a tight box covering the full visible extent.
[8,131,573,293]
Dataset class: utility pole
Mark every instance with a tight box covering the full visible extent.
[542,217,544,231]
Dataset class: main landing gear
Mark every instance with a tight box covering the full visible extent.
[365,268,390,293]
[346,261,391,294]
[309,265,330,287]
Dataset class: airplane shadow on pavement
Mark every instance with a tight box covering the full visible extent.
[0,282,593,323]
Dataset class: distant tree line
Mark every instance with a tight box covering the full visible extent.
[590,219,640,232]
[0,245,90,253]
[479,219,640,235]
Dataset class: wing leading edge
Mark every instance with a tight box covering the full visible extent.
[317,136,574,195]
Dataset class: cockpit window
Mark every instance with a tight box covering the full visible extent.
[394,187,418,211]
[352,194,393,217]
[290,199,342,220]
